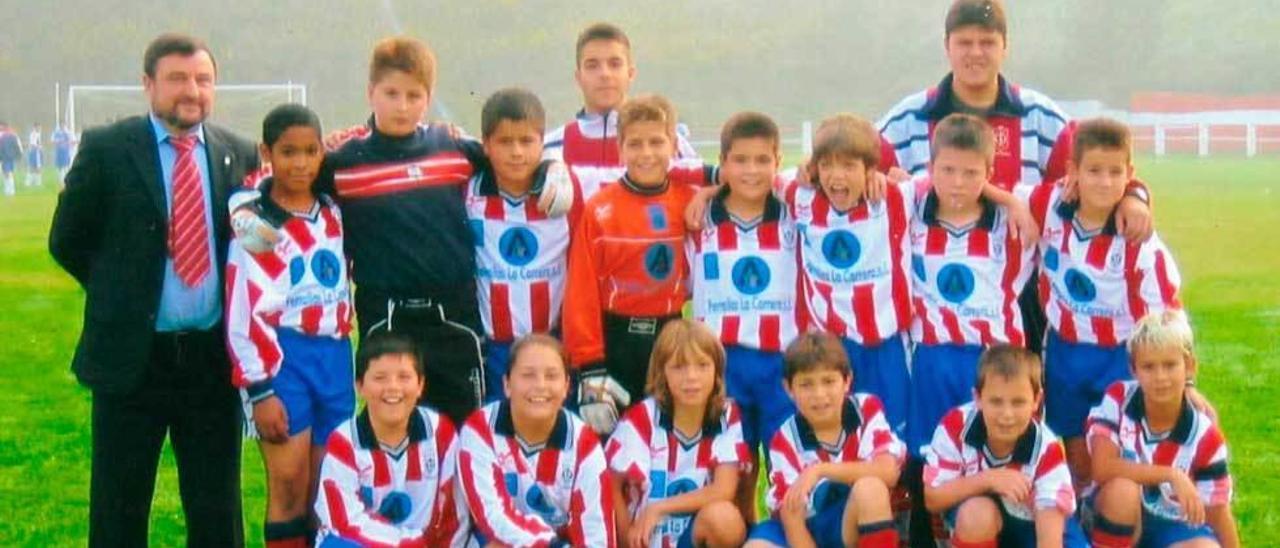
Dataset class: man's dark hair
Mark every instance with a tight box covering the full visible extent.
[144,33,217,78]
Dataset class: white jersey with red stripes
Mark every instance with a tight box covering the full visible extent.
[924,402,1075,521]
[606,397,750,547]
[690,192,801,352]
[1086,381,1232,518]
[226,190,352,390]
[909,187,1034,347]
[765,393,906,515]
[543,109,700,171]
[786,180,916,346]
[465,172,580,342]
[314,406,467,547]
[1029,183,1183,346]
[456,401,616,547]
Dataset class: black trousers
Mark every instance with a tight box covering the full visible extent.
[603,313,681,405]
[89,329,243,548]
[357,290,485,424]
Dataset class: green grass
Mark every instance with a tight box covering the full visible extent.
[0,155,1277,545]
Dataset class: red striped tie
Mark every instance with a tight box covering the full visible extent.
[168,135,211,287]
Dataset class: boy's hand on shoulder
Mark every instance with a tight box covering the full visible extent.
[1169,469,1206,525]
[324,124,367,151]
[252,395,290,443]
[1006,199,1041,249]
[231,208,280,253]
[683,185,720,231]
[536,161,574,218]
[983,468,1032,503]
[1116,194,1154,243]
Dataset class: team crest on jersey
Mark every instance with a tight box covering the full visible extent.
[1063,268,1097,303]
[289,257,306,285]
[822,230,861,268]
[912,254,926,281]
[993,126,1012,156]
[525,484,569,526]
[499,227,539,267]
[423,455,437,476]
[407,164,424,180]
[1043,247,1060,272]
[731,257,771,295]
[311,250,343,288]
[937,263,976,304]
[647,204,668,231]
[645,243,675,281]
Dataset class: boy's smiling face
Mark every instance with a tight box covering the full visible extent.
[504,344,570,424]
[620,120,675,187]
[483,119,544,194]
[721,137,779,206]
[368,69,431,137]
[260,126,323,198]
[974,373,1040,452]
[816,154,871,211]
[785,368,852,431]
[1071,147,1133,217]
[358,353,424,427]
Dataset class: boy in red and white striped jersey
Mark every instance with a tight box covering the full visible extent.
[1028,118,1185,486]
[923,345,1087,548]
[689,112,801,517]
[467,88,584,401]
[225,105,354,548]
[1084,312,1238,548]
[907,114,1036,458]
[746,332,905,548]
[456,334,616,547]
[314,333,467,547]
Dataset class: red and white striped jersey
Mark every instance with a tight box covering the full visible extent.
[765,393,906,515]
[456,401,616,547]
[923,402,1076,520]
[606,398,750,548]
[690,192,802,352]
[877,74,1074,194]
[226,188,353,393]
[787,180,917,346]
[466,171,583,343]
[543,110,700,170]
[909,187,1034,347]
[314,406,467,547]
[1086,381,1232,518]
[1029,183,1183,346]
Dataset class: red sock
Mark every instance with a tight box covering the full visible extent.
[856,521,901,548]
[950,536,997,548]
[1090,515,1136,548]
[265,538,307,548]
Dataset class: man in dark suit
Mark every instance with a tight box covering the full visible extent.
[49,33,258,547]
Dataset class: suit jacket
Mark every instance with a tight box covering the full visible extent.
[49,114,258,395]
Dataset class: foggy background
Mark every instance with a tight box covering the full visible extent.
[1,0,1276,142]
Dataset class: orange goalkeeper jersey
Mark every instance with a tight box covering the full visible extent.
[563,166,713,367]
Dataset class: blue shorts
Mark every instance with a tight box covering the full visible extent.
[841,333,910,441]
[27,149,41,168]
[908,344,984,456]
[1138,510,1218,548]
[1043,329,1131,438]
[1,160,13,173]
[748,482,849,547]
[483,339,513,403]
[943,497,1088,547]
[725,345,794,450]
[56,149,71,168]
[275,330,355,445]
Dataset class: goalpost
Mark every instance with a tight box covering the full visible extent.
[57,82,308,137]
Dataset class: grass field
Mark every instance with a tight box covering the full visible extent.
[0,155,1277,546]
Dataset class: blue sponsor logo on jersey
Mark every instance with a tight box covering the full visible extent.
[822,230,861,269]
[1064,268,1097,303]
[377,490,413,524]
[311,249,343,288]
[525,485,569,526]
[732,256,771,295]
[1043,247,1060,271]
[499,227,539,267]
[703,253,720,280]
[937,263,976,304]
[648,204,668,231]
[666,478,700,519]
[289,257,306,286]
[646,243,675,281]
